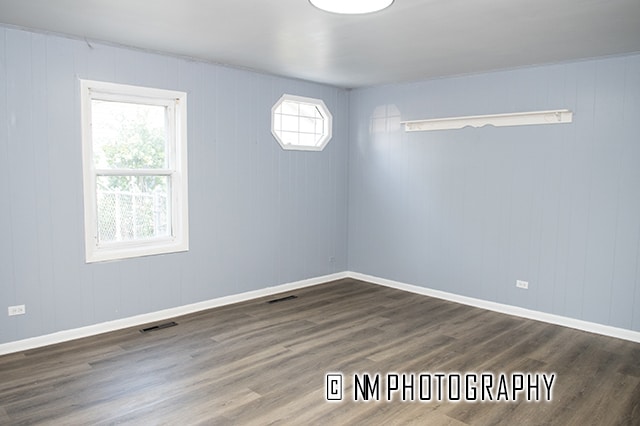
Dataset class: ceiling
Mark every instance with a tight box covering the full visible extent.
[0,0,639,88]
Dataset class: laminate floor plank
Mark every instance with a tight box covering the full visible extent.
[1,278,639,425]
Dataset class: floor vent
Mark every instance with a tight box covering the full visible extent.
[140,321,178,333]
[268,295,298,304]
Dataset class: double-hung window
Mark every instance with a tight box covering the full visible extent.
[80,80,188,263]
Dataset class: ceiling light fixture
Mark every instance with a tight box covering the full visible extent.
[309,0,394,15]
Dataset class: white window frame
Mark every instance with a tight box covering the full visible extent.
[80,79,189,263]
[271,94,333,151]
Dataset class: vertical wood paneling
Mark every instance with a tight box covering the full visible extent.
[214,66,240,291]
[252,74,278,287]
[86,43,116,82]
[46,35,85,331]
[0,29,14,343]
[333,92,348,271]
[348,53,640,332]
[6,30,40,339]
[581,59,626,325]
[144,254,184,312]
[90,262,122,323]
[613,56,640,330]
[0,26,349,345]
[30,33,54,336]
[234,70,258,292]
[562,62,595,321]
[118,261,142,319]
[335,90,350,271]
[178,59,206,305]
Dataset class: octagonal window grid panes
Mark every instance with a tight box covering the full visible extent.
[271,95,332,151]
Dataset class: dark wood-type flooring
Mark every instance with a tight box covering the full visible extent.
[1,279,639,425]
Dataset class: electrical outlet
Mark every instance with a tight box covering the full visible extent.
[8,305,26,316]
[516,280,529,290]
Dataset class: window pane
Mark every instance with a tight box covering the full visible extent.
[280,114,299,133]
[299,116,320,135]
[96,175,170,243]
[273,113,282,132]
[279,100,299,116]
[299,103,321,118]
[91,100,168,169]
[279,131,299,146]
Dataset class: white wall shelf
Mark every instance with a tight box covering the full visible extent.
[401,109,573,132]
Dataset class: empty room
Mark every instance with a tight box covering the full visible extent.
[1,0,639,424]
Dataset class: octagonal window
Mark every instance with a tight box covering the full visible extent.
[271,94,332,151]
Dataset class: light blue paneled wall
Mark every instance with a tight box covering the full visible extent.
[348,54,640,331]
[0,27,349,344]
[2,24,639,346]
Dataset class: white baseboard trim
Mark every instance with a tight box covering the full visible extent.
[0,272,349,356]
[348,271,640,344]
[2,270,638,356]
